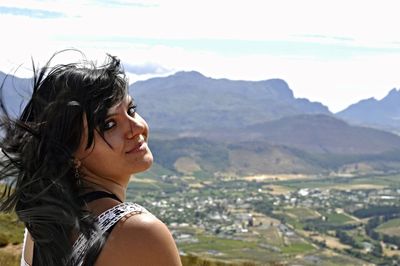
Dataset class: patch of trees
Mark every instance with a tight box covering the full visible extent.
[335,230,361,249]
[365,215,400,249]
[343,247,395,265]
[353,205,400,218]
[382,234,400,248]
[371,242,383,257]
[303,218,359,233]
[365,216,381,240]
[252,200,274,216]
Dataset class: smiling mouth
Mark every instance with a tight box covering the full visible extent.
[126,141,147,154]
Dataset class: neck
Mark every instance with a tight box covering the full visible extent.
[82,174,127,202]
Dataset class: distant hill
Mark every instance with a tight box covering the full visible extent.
[235,114,400,154]
[150,137,328,175]
[152,114,400,175]
[150,133,400,176]
[0,71,31,118]
[336,88,400,134]
[130,71,330,130]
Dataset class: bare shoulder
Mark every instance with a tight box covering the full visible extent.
[95,210,182,266]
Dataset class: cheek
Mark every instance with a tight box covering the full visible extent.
[79,133,121,167]
[80,143,119,176]
[103,130,125,150]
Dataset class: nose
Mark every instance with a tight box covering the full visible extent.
[125,115,145,139]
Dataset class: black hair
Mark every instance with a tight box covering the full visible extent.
[0,51,128,265]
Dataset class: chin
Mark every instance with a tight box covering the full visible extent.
[134,152,154,174]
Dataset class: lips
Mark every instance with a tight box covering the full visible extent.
[126,140,147,154]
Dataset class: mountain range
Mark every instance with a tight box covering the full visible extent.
[131,71,400,175]
[0,72,31,117]
[131,71,330,130]
[337,88,400,134]
[1,70,400,175]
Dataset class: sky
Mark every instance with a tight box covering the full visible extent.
[1,0,400,112]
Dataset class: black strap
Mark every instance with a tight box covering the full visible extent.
[80,191,122,204]
[80,191,122,234]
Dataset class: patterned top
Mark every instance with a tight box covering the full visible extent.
[21,202,147,266]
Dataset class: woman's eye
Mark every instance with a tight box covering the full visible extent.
[103,120,116,130]
[128,105,136,116]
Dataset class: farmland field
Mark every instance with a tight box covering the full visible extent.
[286,207,320,220]
[376,218,400,237]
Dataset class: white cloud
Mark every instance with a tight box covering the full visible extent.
[2,0,400,43]
[123,62,170,75]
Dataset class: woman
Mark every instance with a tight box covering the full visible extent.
[0,51,182,266]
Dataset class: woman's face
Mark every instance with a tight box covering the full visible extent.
[75,95,153,183]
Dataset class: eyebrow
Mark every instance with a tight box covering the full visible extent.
[105,97,135,118]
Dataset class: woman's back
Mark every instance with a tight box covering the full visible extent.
[21,191,181,266]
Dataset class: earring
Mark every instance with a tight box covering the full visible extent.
[73,158,82,186]
[75,167,80,179]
